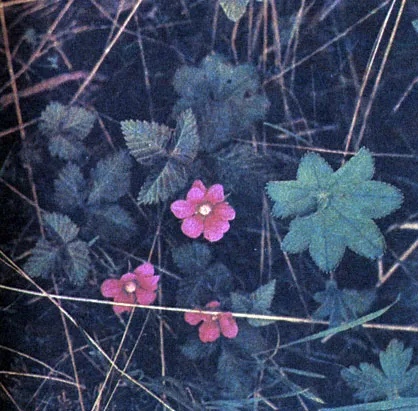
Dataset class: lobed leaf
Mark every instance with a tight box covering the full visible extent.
[267,148,403,271]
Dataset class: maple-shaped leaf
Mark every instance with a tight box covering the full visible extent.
[313,280,375,328]
[231,280,276,327]
[341,339,418,402]
[173,54,269,153]
[266,148,403,272]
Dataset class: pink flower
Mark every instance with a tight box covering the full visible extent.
[100,263,159,314]
[170,180,236,242]
[184,301,239,343]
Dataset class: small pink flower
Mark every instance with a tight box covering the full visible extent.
[100,263,159,314]
[170,180,236,242]
[184,301,239,343]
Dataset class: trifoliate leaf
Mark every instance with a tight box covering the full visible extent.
[39,102,95,161]
[172,242,212,275]
[54,163,86,212]
[63,240,90,285]
[173,54,270,153]
[220,0,249,22]
[312,280,375,328]
[43,212,79,244]
[87,150,131,205]
[121,119,171,165]
[23,239,59,278]
[266,148,403,272]
[341,339,418,402]
[231,280,276,327]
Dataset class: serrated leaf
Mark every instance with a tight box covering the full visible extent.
[54,163,86,212]
[172,242,212,275]
[24,239,59,279]
[231,280,276,327]
[267,148,403,272]
[88,150,131,205]
[313,280,375,328]
[121,119,171,165]
[137,160,188,205]
[40,102,95,161]
[63,240,90,285]
[169,109,199,164]
[173,54,270,153]
[89,204,136,243]
[40,102,96,141]
[181,337,217,360]
[43,213,79,244]
[220,0,249,22]
[341,339,418,402]
[48,135,86,161]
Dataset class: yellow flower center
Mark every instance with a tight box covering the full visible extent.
[124,281,137,293]
[198,203,212,216]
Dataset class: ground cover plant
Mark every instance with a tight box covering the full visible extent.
[0,0,417,410]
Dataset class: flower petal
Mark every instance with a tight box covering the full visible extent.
[203,215,230,242]
[134,262,154,277]
[186,187,205,203]
[192,180,207,192]
[138,275,159,291]
[120,272,137,283]
[113,292,135,314]
[181,215,204,239]
[219,313,239,339]
[185,311,205,325]
[171,200,195,219]
[213,202,236,221]
[199,320,220,343]
[135,289,157,305]
[206,184,224,204]
[101,279,122,298]
[205,301,221,309]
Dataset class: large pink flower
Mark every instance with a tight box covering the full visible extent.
[185,301,239,343]
[170,180,236,242]
[100,263,159,314]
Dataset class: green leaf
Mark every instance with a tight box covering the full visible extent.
[63,240,90,285]
[24,239,59,279]
[313,280,375,328]
[54,163,86,212]
[172,242,212,275]
[173,54,269,153]
[89,204,136,243]
[341,339,418,402]
[220,0,249,22]
[181,337,217,360]
[43,212,79,244]
[121,119,171,165]
[169,109,199,165]
[88,150,131,205]
[266,148,403,272]
[40,102,95,161]
[231,280,276,327]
